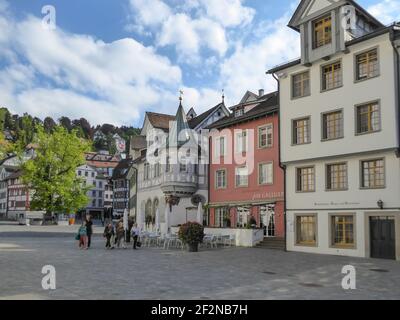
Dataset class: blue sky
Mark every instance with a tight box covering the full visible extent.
[0,0,399,127]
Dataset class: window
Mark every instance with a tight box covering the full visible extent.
[92,181,96,186]
[259,163,273,185]
[98,199,103,207]
[91,172,95,178]
[98,191,102,198]
[236,130,247,152]
[332,215,354,247]
[235,108,244,117]
[235,166,248,187]
[356,102,380,134]
[296,215,317,245]
[296,167,315,192]
[215,170,227,189]
[361,159,385,188]
[165,156,171,173]
[144,163,150,180]
[313,15,332,48]
[259,124,273,148]
[85,171,88,177]
[215,136,226,157]
[322,62,342,90]
[92,199,96,207]
[180,162,187,173]
[322,110,343,140]
[154,162,161,177]
[292,71,310,98]
[293,117,311,145]
[215,207,229,228]
[92,190,96,197]
[326,163,347,191]
[356,49,378,81]
[99,181,103,188]
[78,171,82,176]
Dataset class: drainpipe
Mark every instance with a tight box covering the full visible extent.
[268,71,287,252]
[390,25,400,156]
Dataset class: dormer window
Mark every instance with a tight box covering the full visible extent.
[313,15,332,48]
[235,108,244,117]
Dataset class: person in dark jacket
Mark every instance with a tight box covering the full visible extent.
[85,215,93,248]
[103,223,114,249]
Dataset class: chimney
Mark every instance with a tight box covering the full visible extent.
[258,89,264,97]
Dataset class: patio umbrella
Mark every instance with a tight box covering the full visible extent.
[196,202,203,225]
[164,205,170,234]
[155,208,160,232]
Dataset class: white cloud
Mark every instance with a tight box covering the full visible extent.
[367,0,400,25]
[202,0,255,27]
[158,14,228,59]
[126,0,253,61]
[218,14,300,105]
[0,12,183,126]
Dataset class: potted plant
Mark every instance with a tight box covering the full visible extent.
[178,222,205,252]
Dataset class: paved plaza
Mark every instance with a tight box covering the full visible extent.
[0,225,399,300]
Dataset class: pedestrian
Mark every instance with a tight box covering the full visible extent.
[131,223,140,250]
[78,221,88,250]
[85,215,93,248]
[103,222,114,249]
[116,219,126,249]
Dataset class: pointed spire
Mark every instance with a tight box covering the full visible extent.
[179,90,184,105]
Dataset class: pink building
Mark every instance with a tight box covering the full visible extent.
[208,91,285,241]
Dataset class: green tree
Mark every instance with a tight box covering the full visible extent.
[22,125,91,217]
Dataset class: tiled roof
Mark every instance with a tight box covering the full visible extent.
[146,112,175,131]
[188,103,225,129]
[112,158,133,180]
[207,92,278,130]
[130,135,147,150]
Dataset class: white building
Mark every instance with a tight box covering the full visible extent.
[268,0,400,260]
[132,100,229,232]
[76,164,106,219]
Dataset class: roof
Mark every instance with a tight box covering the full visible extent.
[4,170,23,180]
[288,0,384,32]
[146,112,175,131]
[112,158,133,180]
[188,103,225,129]
[207,92,278,130]
[130,135,147,150]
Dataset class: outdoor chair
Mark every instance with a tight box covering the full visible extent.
[224,234,235,247]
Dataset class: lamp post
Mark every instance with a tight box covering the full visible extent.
[377,200,384,210]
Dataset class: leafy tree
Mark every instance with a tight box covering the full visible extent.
[101,123,115,135]
[0,107,11,132]
[58,116,72,131]
[21,125,91,217]
[15,113,35,148]
[43,117,56,133]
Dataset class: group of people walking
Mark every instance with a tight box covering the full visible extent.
[76,216,140,250]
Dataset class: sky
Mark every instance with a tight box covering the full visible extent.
[0,0,399,127]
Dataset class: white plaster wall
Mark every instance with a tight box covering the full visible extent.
[280,33,398,163]
[286,150,400,210]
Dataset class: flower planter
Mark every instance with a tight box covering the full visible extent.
[188,243,199,252]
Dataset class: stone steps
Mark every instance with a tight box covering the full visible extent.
[256,237,286,250]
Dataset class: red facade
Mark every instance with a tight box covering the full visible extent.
[208,98,285,238]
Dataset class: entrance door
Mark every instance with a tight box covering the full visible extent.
[260,205,275,238]
[370,217,396,260]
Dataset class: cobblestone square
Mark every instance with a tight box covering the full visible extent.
[0,229,399,300]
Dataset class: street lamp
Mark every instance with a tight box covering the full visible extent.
[377,200,384,210]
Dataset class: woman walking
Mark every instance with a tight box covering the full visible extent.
[115,219,126,249]
[103,222,114,249]
[78,221,88,250]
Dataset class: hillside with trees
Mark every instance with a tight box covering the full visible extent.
[0,107,141,155]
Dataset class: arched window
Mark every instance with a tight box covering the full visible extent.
[145,199,153,225]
